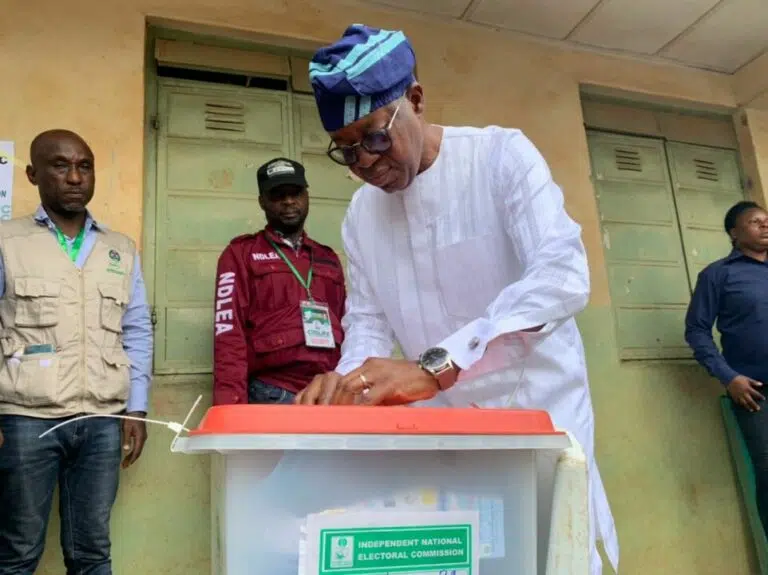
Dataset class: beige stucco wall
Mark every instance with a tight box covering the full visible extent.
[1,0,767,573]
[747,109,768,192]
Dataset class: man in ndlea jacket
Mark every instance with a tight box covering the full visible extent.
[212,158,346,405]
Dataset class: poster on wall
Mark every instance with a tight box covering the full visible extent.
[0,141,14,221]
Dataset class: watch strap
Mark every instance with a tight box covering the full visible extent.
[434,362,458,391]
[420,357,458,391]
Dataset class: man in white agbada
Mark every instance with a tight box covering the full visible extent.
[296,24,619,574]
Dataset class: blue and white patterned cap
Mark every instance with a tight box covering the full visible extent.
[309,24,416,133]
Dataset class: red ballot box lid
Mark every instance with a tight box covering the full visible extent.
[189,405,564,436]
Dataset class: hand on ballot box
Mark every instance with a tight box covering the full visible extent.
[295,358,440,406]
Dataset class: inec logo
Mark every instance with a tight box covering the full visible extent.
[329,536,353,569]
[106,249,125,276]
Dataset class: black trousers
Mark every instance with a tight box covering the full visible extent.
[732,398,768,538]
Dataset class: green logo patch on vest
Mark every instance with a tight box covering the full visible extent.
[106,249,126,276]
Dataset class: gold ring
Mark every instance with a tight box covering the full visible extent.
[359,374,371,394]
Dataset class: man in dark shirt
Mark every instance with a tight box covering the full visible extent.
[685,199,768,536]
[212,158,346,405]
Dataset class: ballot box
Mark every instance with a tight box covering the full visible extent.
[171,405,590,575]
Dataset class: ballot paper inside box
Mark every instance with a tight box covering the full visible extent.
[298,487,506,564]
[171,405,576,575]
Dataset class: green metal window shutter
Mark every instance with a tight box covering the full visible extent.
[665,142,744,282]
[587,131,692,360]
[153,81,292,374]
[152,83,371,375]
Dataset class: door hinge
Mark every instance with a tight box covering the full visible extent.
[150,115,160,130]
[150,306,158,327]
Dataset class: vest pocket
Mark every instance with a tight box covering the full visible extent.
[7,352,61,407]
[96,347,131,402]
[14,278,61,327]
[98,283,127,333]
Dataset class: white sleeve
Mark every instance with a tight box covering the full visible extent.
[438,130,590,369]
[335,204,396,375]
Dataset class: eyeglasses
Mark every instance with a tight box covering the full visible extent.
[327,101,402,166]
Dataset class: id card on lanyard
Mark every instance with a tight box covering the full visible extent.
[266,237,336,349]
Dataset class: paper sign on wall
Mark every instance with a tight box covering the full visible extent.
[0,141,14,221]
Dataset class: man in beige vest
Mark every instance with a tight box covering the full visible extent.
[0,130,153,575]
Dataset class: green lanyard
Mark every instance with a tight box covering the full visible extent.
[266,237,313,299]
[55,226,86,263]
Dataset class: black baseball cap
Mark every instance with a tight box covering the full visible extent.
[257,158,308,195]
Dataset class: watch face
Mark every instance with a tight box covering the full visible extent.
[421,347,449,370]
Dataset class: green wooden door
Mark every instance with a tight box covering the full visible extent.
[153,79,358,375]
[666,142,744,279]
[587,131,693,360]
[587,131,745,361]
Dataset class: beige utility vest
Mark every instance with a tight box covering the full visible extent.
[0,216,136,418]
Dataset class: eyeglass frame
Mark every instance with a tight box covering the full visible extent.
[326,100,403,166]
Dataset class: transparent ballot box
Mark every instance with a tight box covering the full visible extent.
[172,405,589,575]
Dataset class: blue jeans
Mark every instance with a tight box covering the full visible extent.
[0,415,122,575]
[247,379,296,404]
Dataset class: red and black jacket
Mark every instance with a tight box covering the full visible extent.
[213,227,345,404]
